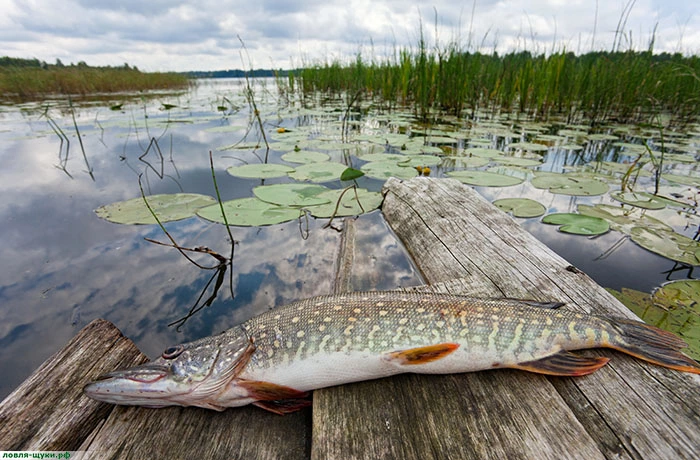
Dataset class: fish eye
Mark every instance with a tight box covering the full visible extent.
[162,345,185,359]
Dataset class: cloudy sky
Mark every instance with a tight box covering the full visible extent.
[2,1,698,72]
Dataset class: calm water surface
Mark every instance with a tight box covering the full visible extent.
[0,78,696,399]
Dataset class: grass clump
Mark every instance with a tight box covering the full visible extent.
[294,46,700,126]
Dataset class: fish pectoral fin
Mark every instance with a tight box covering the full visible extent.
[510,351,610,376]
[253,399,312,415]
[384,342,460,365]
[238,379,309,401]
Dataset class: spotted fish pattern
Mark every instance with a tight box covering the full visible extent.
[85,291,700,414]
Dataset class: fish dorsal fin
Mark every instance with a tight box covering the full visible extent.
[384,343,460,365]
[510,351,610,376]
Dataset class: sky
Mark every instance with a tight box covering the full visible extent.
[1,0,699,72]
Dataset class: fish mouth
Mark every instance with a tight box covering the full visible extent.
[83,363,185,406]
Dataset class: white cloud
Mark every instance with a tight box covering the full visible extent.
[0,0,698,71]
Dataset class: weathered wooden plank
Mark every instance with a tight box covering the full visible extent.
[380,177,700,459]
[0,319,147,450]
[311,188,608,460]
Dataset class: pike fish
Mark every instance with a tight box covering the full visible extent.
[84,291,700,414]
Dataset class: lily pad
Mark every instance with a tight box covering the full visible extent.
[577,204,671,235]
[506,142,549,152]
[95,193,216,225]
[542,213,610,235]
[226,164,295,179]
[630,227,700,265]
[361,161,419,180]
[446,170,525,187]
[493,198,546,218]
[464,147,502,158]
[281,151,330,163]
[359,153,408,162]
[662,174,700,187]
[492,156,542,167]
[531,173,608,196]
[610,192,667,210]
[288,162,349,183]
[253,184,331,207]
[608,284,700,361]
[307,188,383,218]
[196,197,300,226]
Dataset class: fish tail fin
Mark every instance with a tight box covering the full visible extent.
[606,317,700,374]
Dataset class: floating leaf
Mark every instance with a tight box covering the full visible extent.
[95,193,216,225]
[662,174,700,187]
[630,227,700,265]
[464,147,502,158]
[288,162,348,183]
[531,173,608,196]
[610,191,667,210]
[340,167,365,181]
[447,170,524,187]
[361,161,419,180]
[506,142,549,152]
[396,155,443,167]
[226,164,295,179]
[307,188,383,218]
[441,156,489,168]
[197,197,300,226]
[542,213,609,235]
[359,153,408,162]
[492,156,542,167]
[493,198,546,218]
[253,184,331,207]
[281,151,330,163]
[608,284,700,361]
[577,204,671,235]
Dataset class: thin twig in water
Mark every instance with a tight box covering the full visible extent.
[209,151,237,297]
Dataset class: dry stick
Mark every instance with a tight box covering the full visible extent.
[209,151,237,297]
[137,174,218,270]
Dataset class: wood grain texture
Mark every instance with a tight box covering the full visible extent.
[0,319,147,450]
[378,177,700,459]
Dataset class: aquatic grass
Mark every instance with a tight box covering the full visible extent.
[294,42,700,126]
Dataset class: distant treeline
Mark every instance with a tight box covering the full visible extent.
[184,69,289,78]
[0,56,189,101]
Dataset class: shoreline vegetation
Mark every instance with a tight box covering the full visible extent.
[0,57,190,102]
[3,46,700,126]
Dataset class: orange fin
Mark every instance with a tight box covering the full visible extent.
[385,342,460,365]
[253,399,312,415]
[511,351,610,376]
[237,379,309,401]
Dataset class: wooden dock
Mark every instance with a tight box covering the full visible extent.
[1,177,698,459]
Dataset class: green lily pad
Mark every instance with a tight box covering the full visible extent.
[492,156,542,167]
[446,170,525,187]
[531,174,609,196]
[506,142,549,152]
[493,198,546,218]
[361,161,420,180]
[610,192,667,210]
[95,193,216,225]
[397,155,443,167]
[226,164,295,179]
[340,167,365,181]
[281,151,330,163]
[253,184,331,207]
[577,204,671,235]
[662,174,700,187]
[542,213,610,235]
[359,153,408,162]
[196,197,300,226]
[630,227,700,265]
[288,162,349,183]
[307,188,383,218]
[464,147,502,158]
[441,156,490,168]
[608,284,700,361]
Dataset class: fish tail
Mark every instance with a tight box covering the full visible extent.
[605,317,700,374]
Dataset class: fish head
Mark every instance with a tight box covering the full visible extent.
[84,326,255,410]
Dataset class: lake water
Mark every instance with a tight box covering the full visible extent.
[0,78,697,400]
